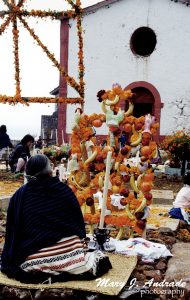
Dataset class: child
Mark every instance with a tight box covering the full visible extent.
[169,173,190,224]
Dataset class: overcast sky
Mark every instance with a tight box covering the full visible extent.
[0,0,102,140]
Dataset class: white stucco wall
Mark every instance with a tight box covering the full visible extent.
[66,0,190,135]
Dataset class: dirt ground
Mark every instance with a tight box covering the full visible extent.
[0,169,184,195]
[153,176,183,193]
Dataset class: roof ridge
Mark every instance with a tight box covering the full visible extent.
[82,0,190,15]
[83,0,122,15]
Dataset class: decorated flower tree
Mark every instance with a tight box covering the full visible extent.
[68,84,159,239]
[161,130,190,168]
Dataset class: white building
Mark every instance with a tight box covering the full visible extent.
[58,0,190,142]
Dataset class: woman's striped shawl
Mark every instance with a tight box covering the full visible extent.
[1,176,86,281]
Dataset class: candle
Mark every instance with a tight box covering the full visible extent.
[99,151,112,229]
[42,128,44,140]
[24,156,29,184]
[24,172,27,184]
[62,130,64,145]
[59,164,64,182]
[42,143,44,154]
[50,130,53,140]
[55,129,58,145]
[32,144,37,156]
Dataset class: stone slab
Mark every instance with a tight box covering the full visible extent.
[165,243,190,291]
[0,197,10,211]
[152,189,174,200]
[147,205,179,231]
[165,167,181,176]
[152,198,173,205]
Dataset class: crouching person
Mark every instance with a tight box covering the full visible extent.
[9,134,34,173]
[1,154,112,283]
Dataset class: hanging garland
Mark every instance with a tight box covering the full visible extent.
[22,9,77,19]
[18,0,25,8]
[65,0,79,11]
[12,18,21,97]
[0,15,11,33]
[0,95,84,105]
[0,0,85,104]
[0,9,78,19]
[76,0,85,101]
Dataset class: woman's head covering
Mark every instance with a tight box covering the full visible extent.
[25,154,51,180]
[0,125,7,134]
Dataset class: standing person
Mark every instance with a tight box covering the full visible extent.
[1,154,112,283]
[0,125,13,156]
[169,173,190,224]
[181,143,190,176]
[35,136,43,149]
[9,134,34,173]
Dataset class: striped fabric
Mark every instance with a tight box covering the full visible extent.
[20,235,101,276]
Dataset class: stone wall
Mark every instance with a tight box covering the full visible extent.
[41,111,58,145]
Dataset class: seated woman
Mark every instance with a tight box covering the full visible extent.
[9,134,34,173]
[1,154,111,283]
[169,172,190,224]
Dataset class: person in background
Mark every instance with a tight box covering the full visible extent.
[35,136,43,149]
[0,125,13,157]
[1,154,112,283]
[181,143,190,176]
[119,131,128,148]
[9,134,34,173]
[169,172,190,224]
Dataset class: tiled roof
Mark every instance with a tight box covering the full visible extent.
[50,87,59,96]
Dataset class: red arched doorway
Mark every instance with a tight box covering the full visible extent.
[125,81,164,141]
[128,87,154,117]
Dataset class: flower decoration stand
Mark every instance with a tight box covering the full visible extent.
[88,227,116,252]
